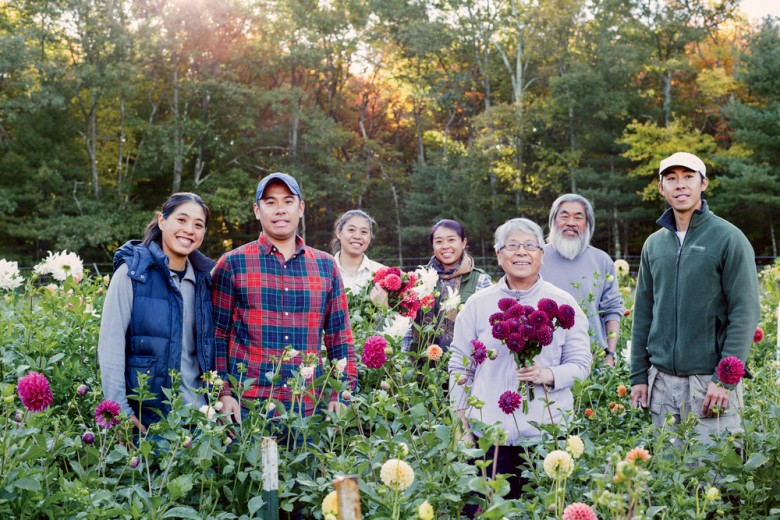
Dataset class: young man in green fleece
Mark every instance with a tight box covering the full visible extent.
[630,152,760,442]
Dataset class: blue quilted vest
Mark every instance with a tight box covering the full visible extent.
[113,240,216,427]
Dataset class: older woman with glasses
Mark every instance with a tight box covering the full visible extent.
[448,217,592,504]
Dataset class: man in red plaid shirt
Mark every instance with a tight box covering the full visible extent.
[212,172,357,422]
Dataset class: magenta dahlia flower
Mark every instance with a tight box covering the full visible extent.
[529,310,550,328]
[498,297,517,312]
[562,502,597,520]
[17,371,54,412]
[498,390,522,414]
[537,298,559,320]
[488,312,505,325]
[717,356,745,386]
[492,321,511,341]
[753,327,764,343]
[95,400,122,429]
[536,325,554,346]
[506,303,526,319]
[361,335,388,369]
[557,305,576,329]
[472,340,487,365]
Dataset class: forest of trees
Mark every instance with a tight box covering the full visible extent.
[0,0,778,268]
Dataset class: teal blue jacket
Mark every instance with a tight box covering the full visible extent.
[630,201,760,388]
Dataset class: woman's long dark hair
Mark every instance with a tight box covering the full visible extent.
[142,192,210,246]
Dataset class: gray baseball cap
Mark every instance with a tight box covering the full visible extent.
[255,172,302,201]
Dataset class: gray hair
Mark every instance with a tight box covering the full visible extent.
[548,194,595,237]
[494,218,545,253]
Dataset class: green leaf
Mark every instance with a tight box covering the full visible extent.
[13,478,42,491]
[720,447,743,468]
[744,452,769,471]
[167,474,194,501]
[248,496,265,516]
[162,506,201,519]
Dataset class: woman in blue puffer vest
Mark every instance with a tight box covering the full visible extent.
[98,193,215,431]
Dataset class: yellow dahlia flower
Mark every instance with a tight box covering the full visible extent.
[322,490,338,516]
[380,458,415,491]
[418,500,434,520]
[566,435,585,459]
[543,450,574,479]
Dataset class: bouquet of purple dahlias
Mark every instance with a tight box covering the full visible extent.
[490,297,575,413]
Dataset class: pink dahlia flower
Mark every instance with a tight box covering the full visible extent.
[382,274,402,291]
[717,356,745,386]
[498,297,517,312]
[362,335,388,369]
[17,371,54,412]
[498,390,522,414]
[95,400,122,429]
[562,502,598,520]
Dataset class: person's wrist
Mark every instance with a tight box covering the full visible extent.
[603,349,616,359]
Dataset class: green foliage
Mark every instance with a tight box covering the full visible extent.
[1,261,780,517]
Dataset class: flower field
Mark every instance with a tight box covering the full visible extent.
[1,257,779,519]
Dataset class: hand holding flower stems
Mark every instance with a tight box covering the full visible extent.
[491,297,574,413]
[708,356,746,417]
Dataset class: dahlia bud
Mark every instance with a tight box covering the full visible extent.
[77,384,89,397]
[82,431,95,445]
[183,436,193,448]
[487,349,498,360]
[380,380,391,391]
[705,487,720,502]
[130,456,140,468]
[384,346,393,356]
[399,442,409,457]
[341,390,352,402]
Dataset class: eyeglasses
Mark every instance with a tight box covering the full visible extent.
[500,241,541,253]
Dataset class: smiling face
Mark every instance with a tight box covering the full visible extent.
[498,230,544,291]
[158,201,207,269]
[658,166,708,217]
[432,226,467,270]
[253,181,304,246]
[337,216,372,258]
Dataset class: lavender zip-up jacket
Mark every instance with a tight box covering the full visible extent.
[448,275,592,444]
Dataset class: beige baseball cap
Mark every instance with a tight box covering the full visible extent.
[659,152,706,179]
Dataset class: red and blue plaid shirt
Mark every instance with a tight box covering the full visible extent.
[212,234,357,414]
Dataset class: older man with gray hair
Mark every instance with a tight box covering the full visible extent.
[540,194,624,366]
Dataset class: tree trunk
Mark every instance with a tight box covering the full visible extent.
[172,52,182,193]
[88,93,100,197]
[613,205,621,259]
[116,98,125,199]
[663,69,672,127]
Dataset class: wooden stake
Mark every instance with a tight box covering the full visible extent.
[261,437,279,520]
[333,475,361,520]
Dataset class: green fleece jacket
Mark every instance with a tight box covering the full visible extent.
[630,201,760,388]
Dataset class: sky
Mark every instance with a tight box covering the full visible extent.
[740,0,780,21]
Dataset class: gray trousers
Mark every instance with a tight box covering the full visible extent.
[647,366,744,444]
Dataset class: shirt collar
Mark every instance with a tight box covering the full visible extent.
[335,251,373,274]
[257,233,306,256]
